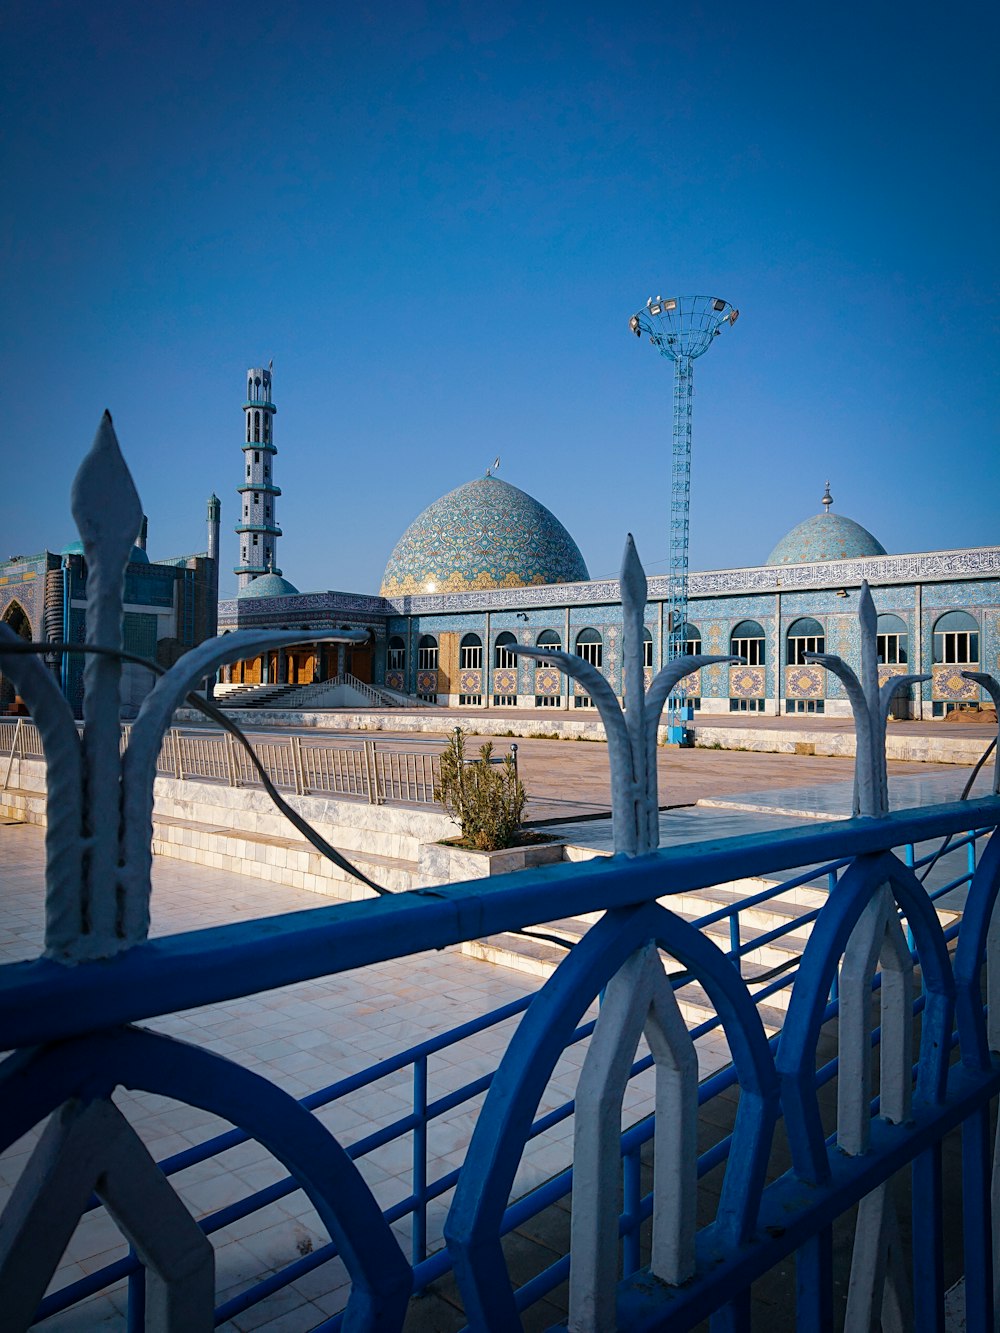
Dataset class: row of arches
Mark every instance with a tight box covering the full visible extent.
[245,411,272,445]
[387,610,981,682]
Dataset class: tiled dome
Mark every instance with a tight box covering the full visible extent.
[380,475,589,597]
[237,572,300,598]
[765,485,886,566]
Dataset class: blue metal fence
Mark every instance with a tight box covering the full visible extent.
[1,801,996,1329]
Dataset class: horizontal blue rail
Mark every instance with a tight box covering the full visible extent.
[21,812,988,1329]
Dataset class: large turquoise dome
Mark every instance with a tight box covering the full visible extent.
[381,475,589,597]
[766,487,886,566]
[237,572,300,599]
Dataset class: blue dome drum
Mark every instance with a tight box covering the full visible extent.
[766,484,886,567]
[380,475,589,597]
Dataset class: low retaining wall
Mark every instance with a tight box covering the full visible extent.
[694,725,990,765]
[0,759,457,901]
[174,707,983,764]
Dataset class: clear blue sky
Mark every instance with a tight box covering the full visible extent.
[3,1,997,598]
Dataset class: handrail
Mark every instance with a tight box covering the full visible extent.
[0,719,442,806]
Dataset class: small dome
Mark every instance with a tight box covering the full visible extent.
[380,475,589,597]
[765,485,886,566]
[60,539,150,564]
[237,572,300,599]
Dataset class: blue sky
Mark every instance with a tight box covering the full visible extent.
[2,1,997,598]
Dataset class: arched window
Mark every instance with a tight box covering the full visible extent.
[575,628,602,668]
[495,631,518,669]
[678,622,701,655]
[248,378,253,400]
[536,630,561,665]
[254,411,261,443]
[387,636,405,671]
[731,620,766,665]
[263,414,270,442]
[933,611,978,664]
[876,614,908,665]
[417,635,438,670]
[460,633,483,670]
[642,627,653,668]
[787,617,825,665]
[246,415,251,443]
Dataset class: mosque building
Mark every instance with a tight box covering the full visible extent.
[0,506,221,717]
[220,370,1000,720]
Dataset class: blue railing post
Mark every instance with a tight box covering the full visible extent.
[729,911,742,975]
[412,1054,428,1266]
[905,843,916,951]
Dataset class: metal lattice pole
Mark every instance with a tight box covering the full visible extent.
[629,295,738,741]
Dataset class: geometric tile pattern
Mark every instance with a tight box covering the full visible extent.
[932,664,979,701]
[766,510,886,566]
[384,669,404,691]
[416,670,438,695]
[380,476,589,597]
[730,665,765,698]
[459,669,483,693]
[493,669,517,695]
[535,667,562,696]
[785,665,825,698]
[877,665,907,686]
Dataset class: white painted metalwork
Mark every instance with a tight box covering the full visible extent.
[509,535,738,856]
[804,580,926,1324]
[569,943,697,1332]
[0,1098,214,1332]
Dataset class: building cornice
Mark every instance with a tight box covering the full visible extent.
[218,546,1000,624]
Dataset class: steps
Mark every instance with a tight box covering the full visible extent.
[461,872,961,1040]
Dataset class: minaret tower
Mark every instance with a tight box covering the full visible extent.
[235,364,282,591]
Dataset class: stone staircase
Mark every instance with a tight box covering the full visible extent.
[462,867,961,1038]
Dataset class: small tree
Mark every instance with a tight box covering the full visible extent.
[435,731,527,851]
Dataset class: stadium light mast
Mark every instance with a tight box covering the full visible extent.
[629,294,738,742]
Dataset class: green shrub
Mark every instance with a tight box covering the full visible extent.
[435,731,527,851]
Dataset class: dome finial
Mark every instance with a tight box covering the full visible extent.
[821,481,833,513]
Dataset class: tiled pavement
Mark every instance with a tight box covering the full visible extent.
[1,824,658,1331]
[1,739,984,1328]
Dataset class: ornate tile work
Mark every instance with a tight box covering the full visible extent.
[932,666,979,701]
[416,670,438,695]
[380,476,589,597]
[384,669,404,691]
[493,668,517,694]
[459,669,483,693]
[785,665,825,699]
[766,511,886,566]
[878,665,907,686]
[535,667,561,696]
[678,672,701,697]
[730,665,765,698]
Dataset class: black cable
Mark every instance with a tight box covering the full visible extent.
[0,640,389,894]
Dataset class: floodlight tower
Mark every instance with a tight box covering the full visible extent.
[629,294,738,741]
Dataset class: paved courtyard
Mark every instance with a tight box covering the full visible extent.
[0,729,986,1329]
[1,823,642,1331]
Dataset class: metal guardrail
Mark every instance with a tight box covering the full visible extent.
[2,720,446,807]
[2,806,996,1331]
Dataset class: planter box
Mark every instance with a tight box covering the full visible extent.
[418,838,566,885]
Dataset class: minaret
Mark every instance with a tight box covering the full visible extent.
[235,364,282,590]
